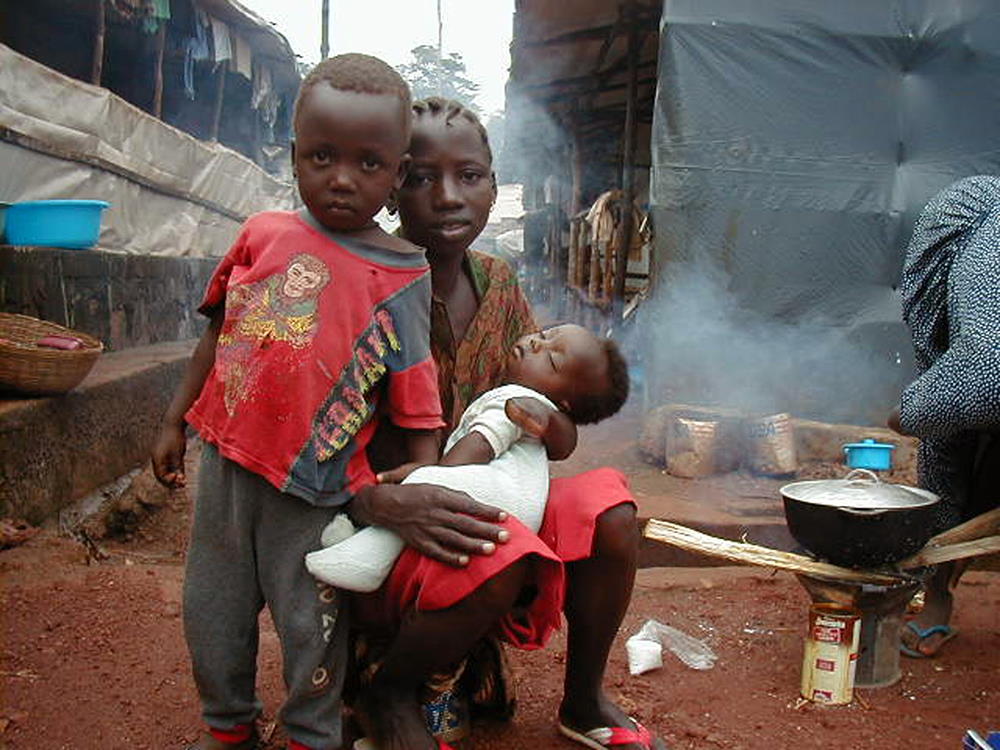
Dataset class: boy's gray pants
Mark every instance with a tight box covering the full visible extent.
[184,442,348,749]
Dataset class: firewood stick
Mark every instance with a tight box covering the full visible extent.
[642,519,906,585]
[921,506,1000,548]
[898,535,1000,569]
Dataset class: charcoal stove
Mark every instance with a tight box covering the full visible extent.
[797,570,927,688]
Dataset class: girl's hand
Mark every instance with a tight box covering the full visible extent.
[351,482,509,567]
[376,461,429,484]
[151,422,188,489]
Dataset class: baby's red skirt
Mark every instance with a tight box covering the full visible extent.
[357,467,635,650]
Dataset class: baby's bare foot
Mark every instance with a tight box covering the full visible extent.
[505,396,552,438]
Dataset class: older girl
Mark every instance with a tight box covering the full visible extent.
[348,97,665,750]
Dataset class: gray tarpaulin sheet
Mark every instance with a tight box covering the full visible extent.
[645,0,1000,424]
[0,44,295,257]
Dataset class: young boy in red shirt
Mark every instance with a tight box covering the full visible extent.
[151,53,443,750]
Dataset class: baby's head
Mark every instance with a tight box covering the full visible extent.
[505,324,629,424]
[292,53,412,232]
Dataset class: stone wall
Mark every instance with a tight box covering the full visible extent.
[0,342,194,524]
[0,246,217,350]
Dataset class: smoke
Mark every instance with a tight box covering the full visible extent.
[634,258,912,426]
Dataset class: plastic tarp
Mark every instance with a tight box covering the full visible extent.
[0,44,295,257]
[644,0,1000,424]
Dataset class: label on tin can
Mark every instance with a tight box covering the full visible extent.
[800,603,861,705]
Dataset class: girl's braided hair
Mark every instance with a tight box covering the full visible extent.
[411,96,492,165]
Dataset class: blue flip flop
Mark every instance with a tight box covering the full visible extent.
[900,621,958,658]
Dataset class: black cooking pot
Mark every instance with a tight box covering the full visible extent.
[780,469,940,568]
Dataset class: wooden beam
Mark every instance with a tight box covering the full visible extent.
[210,64,227,141]
[519,23,616,49]
[539,76,656,104]
[612,18,642,323]
[520,61,656,95]
[593,10,626,74]
[518,7,660,49]
[152,23,166,119]
[91,0,105,85]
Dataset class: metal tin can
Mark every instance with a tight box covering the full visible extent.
[800,602,861,705]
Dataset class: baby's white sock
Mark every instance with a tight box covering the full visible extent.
[305,525,405,593]
[320,513,357,547]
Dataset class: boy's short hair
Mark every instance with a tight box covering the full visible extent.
[412,96,493,165]
[294,53,412,127]
[566,338,630,425]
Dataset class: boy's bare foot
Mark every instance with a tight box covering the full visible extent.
[505,396,552,438]
[559,693,668,750]
[360,685,438,750]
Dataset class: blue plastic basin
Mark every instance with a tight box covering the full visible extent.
[5,200,110,249]
[843,438,895,471]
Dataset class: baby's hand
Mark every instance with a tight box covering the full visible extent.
[505,396,554,438]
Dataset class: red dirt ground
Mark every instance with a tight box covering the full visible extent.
[2,412,998,749]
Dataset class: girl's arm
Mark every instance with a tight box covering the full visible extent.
[377,428,443,483]
[150,308,224,487]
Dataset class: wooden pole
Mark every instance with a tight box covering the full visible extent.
[152,23,166,118]
[320,0,330,59]
[210,64,227,141]
[91,0,106,85]
[436,0,444,95]
[612,10,641,325]
[570,125,583,219]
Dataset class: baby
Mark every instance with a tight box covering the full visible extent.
[306,323,630,591]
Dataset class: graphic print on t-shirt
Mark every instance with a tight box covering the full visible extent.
[311,306,401,461]
[217,252,331,414]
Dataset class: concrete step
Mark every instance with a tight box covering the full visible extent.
[0,340,195,523]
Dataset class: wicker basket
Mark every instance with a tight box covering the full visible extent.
[0,313,103,395]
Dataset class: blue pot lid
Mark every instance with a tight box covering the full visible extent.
[843,438,895,450]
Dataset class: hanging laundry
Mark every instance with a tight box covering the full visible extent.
[232,33,253,80]
[183,9,211,99]
[211,16,232,63]
[252,63,279,140]
[252,63,273,109]
[141,0,171,34]
[110,0,143,21]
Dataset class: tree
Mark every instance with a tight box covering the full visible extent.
[396,44,481,113]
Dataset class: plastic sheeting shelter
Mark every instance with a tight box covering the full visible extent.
[0,45,295,257]
[645,0,1000,424]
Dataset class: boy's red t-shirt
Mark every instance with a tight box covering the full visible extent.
[186,210,444,506]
